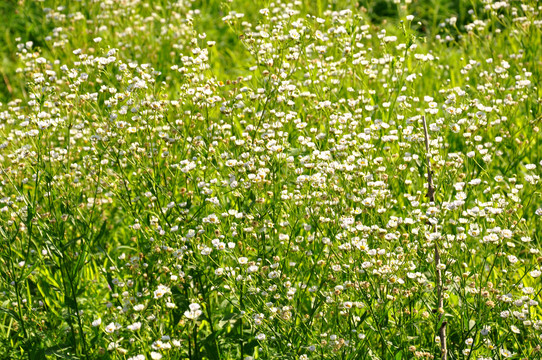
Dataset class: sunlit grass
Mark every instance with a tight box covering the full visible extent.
[0,0,541,359]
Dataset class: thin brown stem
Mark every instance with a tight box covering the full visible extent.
[422,116,435,204]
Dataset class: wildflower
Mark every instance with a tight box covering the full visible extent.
[289,29,300,40]
[127,322,142,331]
[153,285,171,299]
[150,352,162,360]
[500,348,512,357]
[184,303,203,320]
[128,355,146,360]
[104,322,121,333]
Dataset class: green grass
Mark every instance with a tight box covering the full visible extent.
[0,0,541,359]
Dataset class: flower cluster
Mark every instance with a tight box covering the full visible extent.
[0,0,541,359]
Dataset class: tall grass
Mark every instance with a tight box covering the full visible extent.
[0,0,541,359]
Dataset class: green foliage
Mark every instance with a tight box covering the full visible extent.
[0,0,541,359]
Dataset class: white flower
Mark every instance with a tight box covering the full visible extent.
[150,352,162,360]
[184,303,203,320]
[104,322,121,333]
[128,355,145,360]
[92,318,102,327]
[289,29,300,40]
[154,285,171,299]
[247,265,259,273]
[166,301,176,308]
[500,348,512,358]
[108,341,124,351]
[127,322,142,331]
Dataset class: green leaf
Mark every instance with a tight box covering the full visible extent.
[0,306,21,322]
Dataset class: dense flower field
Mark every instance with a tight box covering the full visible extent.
[0,0,541,359]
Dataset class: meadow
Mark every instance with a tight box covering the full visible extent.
[0,0,541,359]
